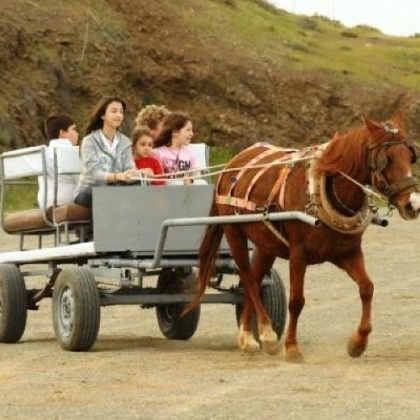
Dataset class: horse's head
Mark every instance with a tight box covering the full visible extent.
[365,111,420,220]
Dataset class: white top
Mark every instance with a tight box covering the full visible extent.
[100,130,120,157]
[37,139,80,209]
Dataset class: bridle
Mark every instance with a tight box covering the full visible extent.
[368,125,419,200]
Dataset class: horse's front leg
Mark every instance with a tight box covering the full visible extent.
[224,226,260,354]
[284,253,307,363]
[237,290,260,354]
[337,249,374,357]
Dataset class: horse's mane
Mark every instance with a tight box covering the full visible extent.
[314,112,407,178]
[314,126,371,178]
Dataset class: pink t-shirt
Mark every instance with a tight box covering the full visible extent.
[153,146,198,178]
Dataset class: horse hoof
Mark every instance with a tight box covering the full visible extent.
[241,341,261,354]
[285,349,305,364]
[261,340,280,356]
[347,339,365,358]
[237,333,260,354]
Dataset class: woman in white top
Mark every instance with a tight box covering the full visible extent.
[37,114,79,209]
[73,96,140,208]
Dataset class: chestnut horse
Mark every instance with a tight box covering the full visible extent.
[187,111,420,362]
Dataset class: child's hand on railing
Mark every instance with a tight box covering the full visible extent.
[119,168,138,182]
[183,175,193,185]
[132,168,153,180]
[139,168,154,177]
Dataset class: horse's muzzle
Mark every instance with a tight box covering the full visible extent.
[397,192,420,220]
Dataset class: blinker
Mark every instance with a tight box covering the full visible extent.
[409,144,418,164]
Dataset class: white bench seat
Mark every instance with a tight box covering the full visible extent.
[0,146,91,248]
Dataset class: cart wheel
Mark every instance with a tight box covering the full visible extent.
[156,267,201,340]
[0,264,27,343]
[235,268,287,341]
[52,267,100,351]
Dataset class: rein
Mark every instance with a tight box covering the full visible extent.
[338,171,387,203]
[146,154,315,183]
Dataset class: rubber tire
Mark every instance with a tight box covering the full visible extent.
[156,268,201,340]
[52,267,100,351]
[235,268,287,341]
[0,264,27,343]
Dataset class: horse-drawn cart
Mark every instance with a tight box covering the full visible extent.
[0,146,317,351]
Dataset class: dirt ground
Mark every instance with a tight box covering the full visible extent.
[1,215,420,420]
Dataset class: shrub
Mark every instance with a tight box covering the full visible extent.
[341,31,358,38]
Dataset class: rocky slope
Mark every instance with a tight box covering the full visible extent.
[1,0,419,154]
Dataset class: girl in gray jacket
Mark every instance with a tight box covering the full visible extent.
[74,96,138,207]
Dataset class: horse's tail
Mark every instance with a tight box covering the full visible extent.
[183,201,224,314]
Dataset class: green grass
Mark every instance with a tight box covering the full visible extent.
[3,183,38,212]
[208,146,235,183]
[181,0,420,91]
[210,146,234,167]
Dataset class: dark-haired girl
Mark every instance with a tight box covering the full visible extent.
[74,96,138,207]
[153,112,206,185]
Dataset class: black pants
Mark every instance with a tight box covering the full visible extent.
[74,188,92,208]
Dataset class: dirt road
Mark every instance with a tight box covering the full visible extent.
[1,216,420,420]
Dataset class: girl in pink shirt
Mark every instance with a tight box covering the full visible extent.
[153,112,204,185]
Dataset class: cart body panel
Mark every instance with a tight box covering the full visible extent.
[93,185,229,255]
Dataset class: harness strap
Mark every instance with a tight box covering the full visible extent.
[215,195,257,211]
[227,147,282,196]
[216,145,298,211]
[244,156,293,205]
[262,220,290,247]
[279,167,293,209]
[269,166,291,205]
[215,145,313,246]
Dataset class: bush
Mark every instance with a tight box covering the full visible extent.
[341,31,358,38]
[298,18,318,31]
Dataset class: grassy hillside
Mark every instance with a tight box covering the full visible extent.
[185,0,420,89]
[0,0,420,155]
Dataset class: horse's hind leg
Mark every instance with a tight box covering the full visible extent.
[337,250,374,357]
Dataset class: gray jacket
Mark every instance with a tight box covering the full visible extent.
[74,129,134,197]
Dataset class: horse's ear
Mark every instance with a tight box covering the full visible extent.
[363,114,381,132]
[391,110,404,127]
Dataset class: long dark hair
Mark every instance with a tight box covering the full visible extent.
[84,96,127,136]
[153,112,191,148]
